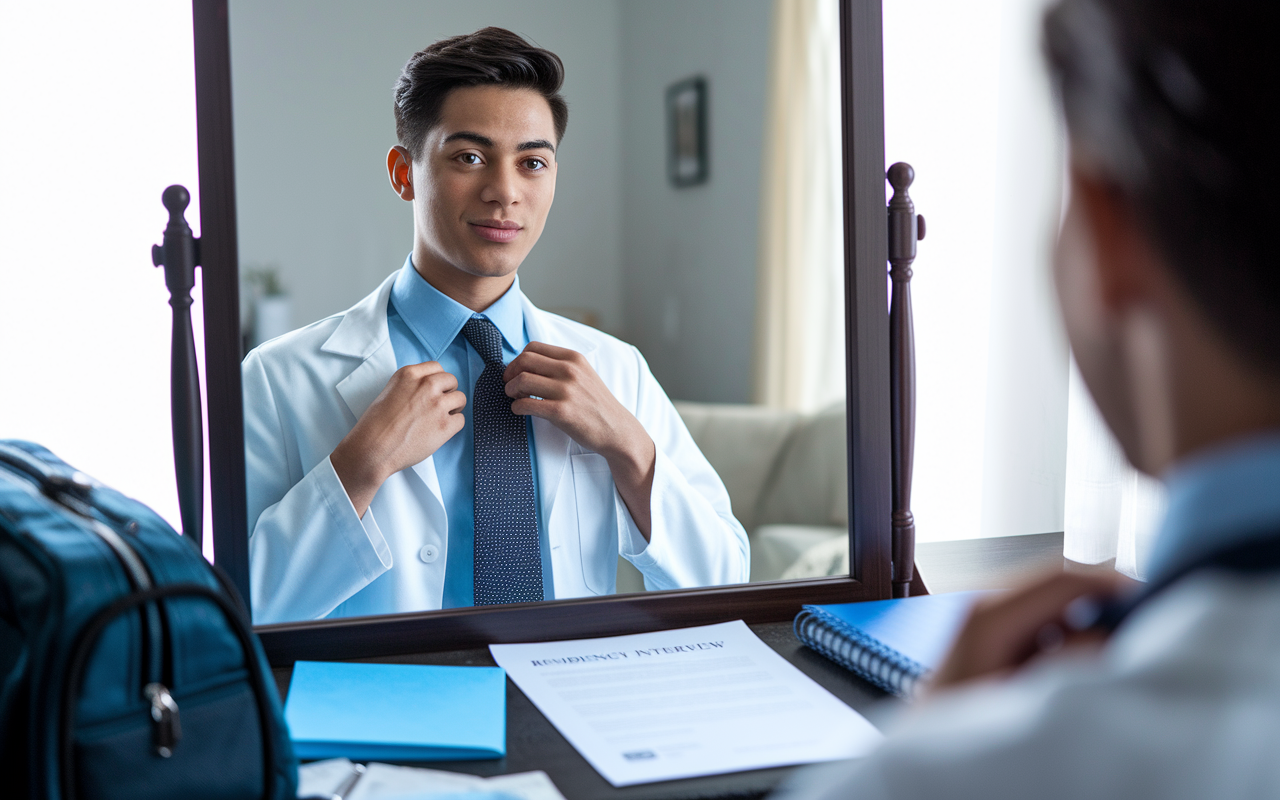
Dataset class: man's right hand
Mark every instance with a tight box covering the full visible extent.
[330,362,466,516]
[926,570,1132,695]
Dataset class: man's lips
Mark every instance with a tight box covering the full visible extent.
[469,220,522,243]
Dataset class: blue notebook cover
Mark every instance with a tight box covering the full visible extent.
[796,591,992,696]
[284,661,507,761]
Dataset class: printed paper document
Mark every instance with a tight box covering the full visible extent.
[489,620,882,786]
[297,758,566,800]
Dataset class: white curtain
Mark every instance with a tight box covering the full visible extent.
[753,0,844,412]
[1063,359,1166,579]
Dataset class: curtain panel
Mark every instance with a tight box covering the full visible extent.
[1064,360,1166,579]
[753,0,844,413]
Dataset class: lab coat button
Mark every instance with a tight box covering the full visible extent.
[418,544,439,563]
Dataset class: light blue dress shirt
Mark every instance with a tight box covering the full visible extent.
[386,257,554,607]
[1146,431,1280,582]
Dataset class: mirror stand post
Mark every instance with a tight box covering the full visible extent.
[888,163,924,598]
[152,184,204,548]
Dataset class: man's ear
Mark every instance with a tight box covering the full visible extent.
[387,146,414,201]
[1071,170,1158,315]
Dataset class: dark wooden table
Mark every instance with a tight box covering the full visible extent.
[276,621,892,800]
[274,532,1065,800]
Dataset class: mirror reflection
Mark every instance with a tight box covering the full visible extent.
[233,0,846,624]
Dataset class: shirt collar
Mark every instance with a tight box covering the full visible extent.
[1146,431,1280,582]
[390,254,527,359]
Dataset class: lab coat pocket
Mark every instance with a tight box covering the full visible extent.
[571,453,617,595]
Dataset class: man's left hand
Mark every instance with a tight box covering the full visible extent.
[503,341,656,538]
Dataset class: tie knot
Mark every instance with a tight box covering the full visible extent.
[461,316,505,365]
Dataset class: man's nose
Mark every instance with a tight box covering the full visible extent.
[479,163,519,206]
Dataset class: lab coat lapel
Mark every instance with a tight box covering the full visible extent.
[328,271,446,508]
[329,273,398,421]
[333,343,394,422]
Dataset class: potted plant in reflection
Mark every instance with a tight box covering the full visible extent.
[242,265,292,352]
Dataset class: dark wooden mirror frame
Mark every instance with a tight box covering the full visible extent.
[192,0,892,666]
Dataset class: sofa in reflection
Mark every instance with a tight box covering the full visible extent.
[616,401,850,593]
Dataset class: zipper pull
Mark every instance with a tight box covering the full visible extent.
[143,683,182,758]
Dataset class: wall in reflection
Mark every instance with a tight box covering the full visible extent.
[617,2,771,403]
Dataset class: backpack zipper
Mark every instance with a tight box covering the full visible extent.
[55,493,182,757]
[3,450,182,758]
[143,682,182,757]
[55,491,153,591]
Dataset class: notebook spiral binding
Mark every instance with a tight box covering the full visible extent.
[794,606,930,699]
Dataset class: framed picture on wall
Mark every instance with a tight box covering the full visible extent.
[667,76,708,187]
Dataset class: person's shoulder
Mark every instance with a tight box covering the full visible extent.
[244,312,345,369]
[1113,568,1280,674]
[246,274,395,372]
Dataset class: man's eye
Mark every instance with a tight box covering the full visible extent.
[458,153,482,165]
[523,158,547,171]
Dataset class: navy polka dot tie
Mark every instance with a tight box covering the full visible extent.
[461,317,544,605]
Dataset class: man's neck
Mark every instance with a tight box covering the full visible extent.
[411,249,516,313]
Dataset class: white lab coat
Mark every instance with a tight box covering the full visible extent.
[243,272,749,623]
[778,571,1280,800]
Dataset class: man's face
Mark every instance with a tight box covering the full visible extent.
[1054,166,1145,470]
[411,85,558,280]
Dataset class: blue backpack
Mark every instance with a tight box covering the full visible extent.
[0,441,297,800]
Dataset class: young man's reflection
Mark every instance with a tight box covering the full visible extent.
[243,28,747,623]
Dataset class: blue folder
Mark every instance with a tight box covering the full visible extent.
[795,591,992,697]
[284,661,507,760]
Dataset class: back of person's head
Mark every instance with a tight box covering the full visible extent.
[1044,0,1280,373]
[393,27,569,160]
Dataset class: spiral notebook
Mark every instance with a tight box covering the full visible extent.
[794,591,991,698]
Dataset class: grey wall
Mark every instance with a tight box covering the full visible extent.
[229,0,624,331]
[618,0,772,403]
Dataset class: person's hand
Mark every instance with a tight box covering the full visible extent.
[503,341,657,538]
[330,362,466,516]
[926,570,1135,695]
[502,342,649,459]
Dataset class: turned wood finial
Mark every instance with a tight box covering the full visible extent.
[162,184,191,218]
[887,161,913,191]
[152,185,204,548]
[887,162,924,598]
[887,162,926,270]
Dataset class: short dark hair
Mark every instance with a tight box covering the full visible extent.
[393,27,569,160]
[1044,0,1280,371]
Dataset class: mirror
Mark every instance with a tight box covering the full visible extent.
[228,0,851,625]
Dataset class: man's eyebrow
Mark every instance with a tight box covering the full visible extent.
[440,132,555,154]
[442,131,495,148]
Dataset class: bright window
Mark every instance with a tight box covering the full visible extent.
[0,1,208,554]
[884,0,1068,543]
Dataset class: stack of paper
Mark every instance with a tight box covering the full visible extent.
[298,759,566,800]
